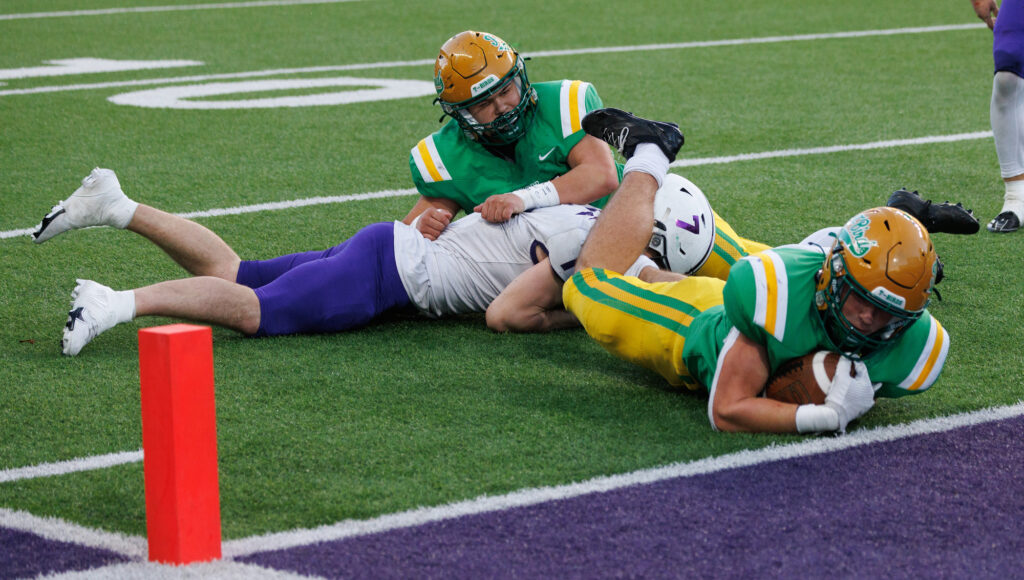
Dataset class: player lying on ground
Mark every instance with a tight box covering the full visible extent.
[32,168,672,356]
[560,108,953,435]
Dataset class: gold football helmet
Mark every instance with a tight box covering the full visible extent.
[434,30,537,145]
[815,207,938,359]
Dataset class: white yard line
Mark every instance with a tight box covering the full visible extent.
[670,131,994,167]
[0,449,143,483]
[0,23,984,97]
[0,0,361,21]
[0,130,993,241]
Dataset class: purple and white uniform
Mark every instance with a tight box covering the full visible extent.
[235,205,602,336]
[395,204,601,317]
[995,0,1024,76]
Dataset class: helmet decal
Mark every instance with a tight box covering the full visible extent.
[870,286,907,309]
[470,74,501,97]
[815,207,936,360]
[839,213,877,258]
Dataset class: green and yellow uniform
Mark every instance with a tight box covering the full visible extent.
[563,245,950,400]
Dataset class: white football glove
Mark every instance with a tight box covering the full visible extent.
[823,358,875,433]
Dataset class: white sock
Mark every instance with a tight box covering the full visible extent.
[109,198,139,229]
[623,143,669,188]
[1002,179,1024,219]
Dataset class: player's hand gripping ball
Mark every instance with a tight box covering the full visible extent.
[763,351,842,404]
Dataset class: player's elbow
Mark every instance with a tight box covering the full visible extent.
[485,306,513,333]
[486,302,525,333]
[486,303,547,333]
[595,166,620,200]
[709,398,747,433]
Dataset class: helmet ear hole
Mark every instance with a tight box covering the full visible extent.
[648,174,716,275]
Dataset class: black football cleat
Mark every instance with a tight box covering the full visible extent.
[581,107,684,161]
[886,189,980,235]
[986,211,1021,233]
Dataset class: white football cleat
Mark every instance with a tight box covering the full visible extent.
[32,168,139,243]
[62,280,123,356]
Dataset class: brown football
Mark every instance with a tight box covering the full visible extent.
[763,351,841,405]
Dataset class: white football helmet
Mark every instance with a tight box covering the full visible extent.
[648,173,716,275]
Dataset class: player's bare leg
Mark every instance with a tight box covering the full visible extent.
[63,277,260,356]
[133,277,260,333]
[578,108,685,272]
[127,204,241,280]
[33,168,242,279]
[576,171,660,273]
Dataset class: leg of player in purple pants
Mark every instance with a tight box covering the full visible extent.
[236,222,411,336]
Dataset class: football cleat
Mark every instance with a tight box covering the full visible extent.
[581,107,684,161]
[885,188,979,235]
[986,211,1021,233]
[32,168,138,244]
[62,280,121,356]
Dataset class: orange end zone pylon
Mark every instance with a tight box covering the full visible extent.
[138,324,222,564]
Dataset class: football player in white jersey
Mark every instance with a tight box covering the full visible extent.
[31,168,661,356]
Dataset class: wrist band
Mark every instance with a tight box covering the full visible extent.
[512,181,559,210]
[795,404,840,433]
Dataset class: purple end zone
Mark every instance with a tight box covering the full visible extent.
[0,527,129,578]
[241,415,1024,579]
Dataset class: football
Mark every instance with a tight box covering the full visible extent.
[763,351,841,405]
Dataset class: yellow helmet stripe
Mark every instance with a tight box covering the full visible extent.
[411,136,451,183]
[749,250,788,341]
[902,318,949,391]
[560,80,590,137]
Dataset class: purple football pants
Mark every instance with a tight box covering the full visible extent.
[995,0,1024,76]
[235,222,411,336]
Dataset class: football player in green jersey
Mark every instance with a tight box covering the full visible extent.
[405,30,620,241]
[563,108,949,435]
[405,30,770,282]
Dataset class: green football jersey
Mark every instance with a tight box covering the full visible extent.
[682,246,950,397]
[409,80,623,212]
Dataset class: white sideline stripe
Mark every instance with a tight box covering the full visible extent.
[0,449,143,483]
[0,0,361,21]
[671,131,994,167]
[4,403,1022,562]
[0,507,146,559]
[0,128,994,242]
[0,23,983,97]
[223,402,1024,558]
[43,561,320,579]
